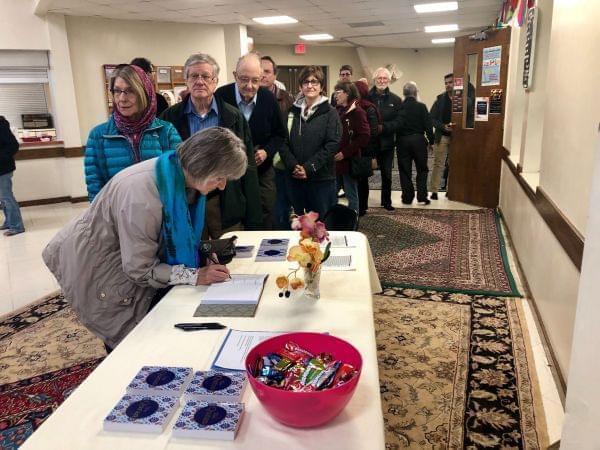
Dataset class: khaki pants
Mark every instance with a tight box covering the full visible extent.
[428,135,451,193]
[203,194,243,239]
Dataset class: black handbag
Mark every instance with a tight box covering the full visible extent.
[350,155,373,178]
[198,235,237,265]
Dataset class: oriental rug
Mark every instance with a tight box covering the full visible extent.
[0,292,105,448]
[374,287,548,449]
[360,208,520,296]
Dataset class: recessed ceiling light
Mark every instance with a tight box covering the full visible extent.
[252,15,298,25]
[299,33,334,41]
[424,24,459,33]
[432,37,455,44]
[414,2,458,13]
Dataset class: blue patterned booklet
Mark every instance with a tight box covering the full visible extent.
[184,371,247,403]
[172,400,244,440]
[126,366,193,397]
[103,394,179,433]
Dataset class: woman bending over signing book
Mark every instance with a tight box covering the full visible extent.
[43,128,247,351]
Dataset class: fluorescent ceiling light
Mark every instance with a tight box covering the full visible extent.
[299,33,334,41]
[252,15,298,25]
[424,24,459,33]
[414,2,458,13]
[432,37,456,44]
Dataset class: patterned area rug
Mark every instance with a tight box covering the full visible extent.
[375,287,548,449]
[360,208,520,296]
[0,292,105,448]
[368,153,446,192]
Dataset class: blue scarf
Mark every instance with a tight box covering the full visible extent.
[156,151,206,267]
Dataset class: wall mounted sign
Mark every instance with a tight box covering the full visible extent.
[523,7,538,90]
[475,97,489,121]
[482,46,502,86]
[489,89,503,114]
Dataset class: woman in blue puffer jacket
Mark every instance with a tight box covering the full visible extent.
[84,64,181,201]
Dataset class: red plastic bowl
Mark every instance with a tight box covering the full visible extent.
[245,332,362,428]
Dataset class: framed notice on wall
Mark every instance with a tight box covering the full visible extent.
[523,7,538,90]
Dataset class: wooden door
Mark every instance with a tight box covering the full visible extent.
[447,27,511,207]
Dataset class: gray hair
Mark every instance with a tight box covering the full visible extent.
[403,81,418,98]
[177,127,247,184]
[235,52,261,72]
[183,53,220,79]
[373,67,391,80]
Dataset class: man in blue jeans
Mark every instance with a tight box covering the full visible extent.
[0,116,25,236]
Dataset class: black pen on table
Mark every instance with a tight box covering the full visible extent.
[207,254,232,280]
[174,322,227,331]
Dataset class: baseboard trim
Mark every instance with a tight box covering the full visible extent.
[19,196,89,207]
[502,151,584,270]
[498,208,567,400]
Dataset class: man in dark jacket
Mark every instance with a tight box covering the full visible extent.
[0,116,25,236]
[397,82,434,206]
[368,67,403,211]
[160,53,262,237]
[428,73,454,200]
[216,53,287,229]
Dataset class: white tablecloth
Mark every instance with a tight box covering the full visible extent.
[22,231,384,450]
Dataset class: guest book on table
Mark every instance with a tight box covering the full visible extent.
[184,370,247,403]
[201,274,268,305]
[172,400,244,440]
[125,366,193,397]
[103,394,179,433]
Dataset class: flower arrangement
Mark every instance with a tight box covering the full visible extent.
[276,211,331,298]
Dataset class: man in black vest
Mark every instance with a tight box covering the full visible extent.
[429,73,454,200]
[215,53,287,229]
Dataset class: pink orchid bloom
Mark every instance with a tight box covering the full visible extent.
[314,221,329,242]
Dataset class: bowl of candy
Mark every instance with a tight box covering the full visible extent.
[245,332,362,428]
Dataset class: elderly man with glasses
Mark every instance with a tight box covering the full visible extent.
[161,53,262,237]
[215,52,287,230]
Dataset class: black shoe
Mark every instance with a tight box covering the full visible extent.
[401,200,412,205]
[383,205,395,211]
[418,199,431,206]
[430,193,438,200]
[359,210,367,217]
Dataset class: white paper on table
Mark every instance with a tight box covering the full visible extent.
[327,235,356,248]
[202,274,267,305]
[211,329,283,371]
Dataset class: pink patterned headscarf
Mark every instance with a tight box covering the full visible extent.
[112,64,157,160]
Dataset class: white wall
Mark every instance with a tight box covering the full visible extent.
[0,0,49,50]
[64,16,227,144]
[254,44,453,109]
[538,0,600,235]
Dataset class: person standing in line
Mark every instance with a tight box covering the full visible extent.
[429,73,454,200]
[334,81,370,213]
[330,65,353,107]
[160,53,262,237]
[354,80,381,216]
[130,57,170,116]
[84,64,181,201]
[397,82,434,206]
[260,55,295,229]
[367,67,402,211]
[0,116,25,236]
[278,66,341,219]
[216,53,287,230]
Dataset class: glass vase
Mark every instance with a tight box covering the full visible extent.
[303,267,321,299]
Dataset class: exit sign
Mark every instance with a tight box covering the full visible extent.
[294,43,306,54]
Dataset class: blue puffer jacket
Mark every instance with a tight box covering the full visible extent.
[84,116,182,201]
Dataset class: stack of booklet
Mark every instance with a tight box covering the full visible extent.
[103,366,246,440]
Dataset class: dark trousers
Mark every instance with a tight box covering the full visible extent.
[398,134,429,203]
[358,176,370,214]
[286,177,336,220]
[375,148,394,207]
[274,168,292,230]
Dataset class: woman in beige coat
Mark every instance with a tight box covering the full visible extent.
[43,128,248,350]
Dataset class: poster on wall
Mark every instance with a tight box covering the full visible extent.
[481,46,502,86]
[475,97,489,121]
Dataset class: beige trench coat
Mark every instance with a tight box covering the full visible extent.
[43,159,173,348]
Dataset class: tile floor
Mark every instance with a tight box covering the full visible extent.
[0,191,563,444]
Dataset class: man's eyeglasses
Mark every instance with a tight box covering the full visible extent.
[301,79,320,87]
[237,75,261,85]
[188,73,215,83]
[340,72,352,77]
[111,88,136,98]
